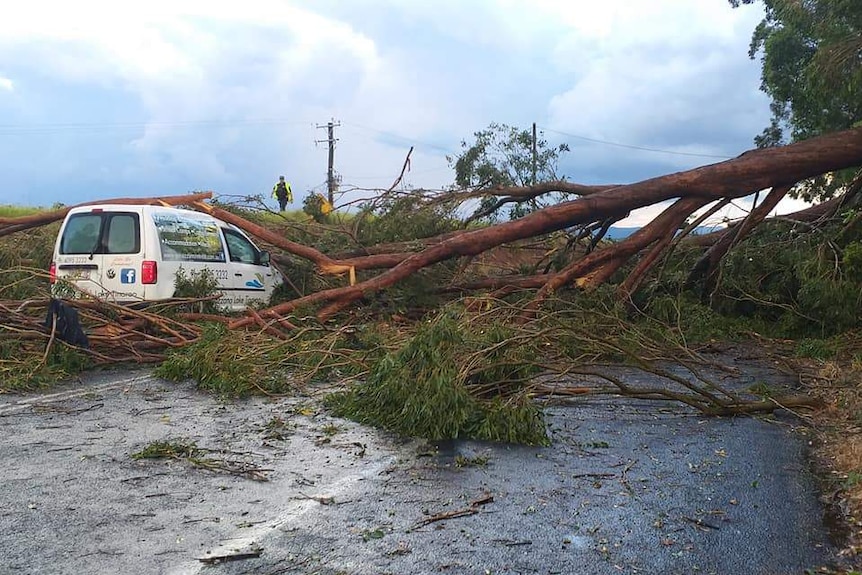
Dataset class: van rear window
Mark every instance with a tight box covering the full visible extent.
[153,213,226,262]
[60,212,140,255]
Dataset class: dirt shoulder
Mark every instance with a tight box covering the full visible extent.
[796,354,862,565]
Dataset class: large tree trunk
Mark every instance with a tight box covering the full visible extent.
[4,129,860,328]
[225,126,862,326]
[686,184,792,295]
[0,192,214,237]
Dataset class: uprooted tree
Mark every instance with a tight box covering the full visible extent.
[6,0,862,426]
[207,128,862,437]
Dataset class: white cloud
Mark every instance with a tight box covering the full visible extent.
[0,0,774,209]
[0,1,381,111]
[538,0,756,43]
[0,0,391,192]
[546,2,766,141]
[0,76,12,91]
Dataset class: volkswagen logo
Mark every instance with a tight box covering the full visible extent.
[106,269,116,279]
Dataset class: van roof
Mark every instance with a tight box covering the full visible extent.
[66,204,217,220]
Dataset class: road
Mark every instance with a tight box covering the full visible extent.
[0,363,843,574]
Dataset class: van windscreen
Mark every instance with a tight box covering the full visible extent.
[153,213,226,262]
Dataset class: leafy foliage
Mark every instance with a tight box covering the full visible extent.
[0,335,91,392]
[654,217,862,337]
[732,0,862,198]
[155,319,392,397]
[172,266,221,314]
[155,323,289,396]
[343,191,464,316]
[0,223,58,299]
[793,337,839,359]
[733,0,862,144]
[131,439,203,460]
[843,240,862,281]
[329,306,549,445]
[644,292,763,343]
[355,191,461,245]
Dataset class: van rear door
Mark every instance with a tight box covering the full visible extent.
[55,210,144,302]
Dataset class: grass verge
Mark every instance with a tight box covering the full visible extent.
[803,343,862,561]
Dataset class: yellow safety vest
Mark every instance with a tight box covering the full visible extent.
[272,181,293,203]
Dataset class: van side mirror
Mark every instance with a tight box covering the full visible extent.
[259,251,271,265]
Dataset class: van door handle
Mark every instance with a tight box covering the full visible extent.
[234,273,243,277]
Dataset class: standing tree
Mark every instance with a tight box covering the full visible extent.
[732,0,862,198]
[448,123,570,220]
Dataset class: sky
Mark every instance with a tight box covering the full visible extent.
[0,0,807,225]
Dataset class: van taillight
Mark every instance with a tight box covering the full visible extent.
[142,261,157,284]
[49,262,56,284]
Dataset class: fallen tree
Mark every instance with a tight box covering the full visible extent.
[0,191,214,238]
[216,125,862,325]
[6,130,859,326]
[0,128,859,427]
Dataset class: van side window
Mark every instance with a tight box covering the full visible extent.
[61,214,101,254]
[105,214,140,254]
[223,229,260,264]
[153,213,226,262]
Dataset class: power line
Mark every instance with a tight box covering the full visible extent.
[0,118,312,135]
[539,126,732,160]
[0,115,736,162]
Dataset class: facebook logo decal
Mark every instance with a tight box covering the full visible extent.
[120,268,137,284]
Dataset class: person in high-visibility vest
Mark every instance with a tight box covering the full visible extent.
[272,176,293,212]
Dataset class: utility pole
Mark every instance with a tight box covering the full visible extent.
[530,122,538,212]
[531,122,537,186]
[316,119,341,206]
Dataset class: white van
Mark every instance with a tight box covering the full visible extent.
[50,204,284,311]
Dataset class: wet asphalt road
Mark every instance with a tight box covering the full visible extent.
[0,363,843,574]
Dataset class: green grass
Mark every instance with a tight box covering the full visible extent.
[454,454,490,468]
[0,326,93,392]
[794,338,839,360]
[0,205,47,218]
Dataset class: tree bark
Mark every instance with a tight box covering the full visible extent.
[228,126,862,326]
[0,192,214,237]
[686,184,793,294]
[525,196,711,313]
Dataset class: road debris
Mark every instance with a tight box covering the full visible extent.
[197,544,263,564]
[409,495,494,531]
